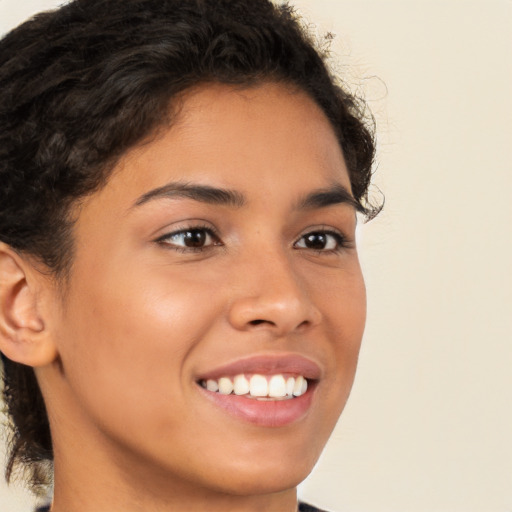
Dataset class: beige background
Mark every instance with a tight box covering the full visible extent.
[1,0,511,510]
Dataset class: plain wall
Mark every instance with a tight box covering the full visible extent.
[1,1,511,511]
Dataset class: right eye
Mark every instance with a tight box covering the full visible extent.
[156,227,221,252]
[293,229,348,253]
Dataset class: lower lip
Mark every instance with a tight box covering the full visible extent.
[197,384,316,427]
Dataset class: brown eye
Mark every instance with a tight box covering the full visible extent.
[158,227,220,251]
[294,231,343,251]
[304,233,328,250]
[181,230,208,247]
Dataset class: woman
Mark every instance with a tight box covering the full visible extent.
[0,0,379,510]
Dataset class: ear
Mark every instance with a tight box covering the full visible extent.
[0,242,58,367]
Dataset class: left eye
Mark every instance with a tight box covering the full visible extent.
[158,228,219,250]
[294,231,343,251]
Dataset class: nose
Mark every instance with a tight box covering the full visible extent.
[227,249,322,337]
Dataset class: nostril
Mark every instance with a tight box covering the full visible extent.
[249,319,270,326]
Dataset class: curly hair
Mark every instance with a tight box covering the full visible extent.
[0,0,379,494]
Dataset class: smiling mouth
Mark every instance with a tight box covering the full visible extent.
[196,355,320,426]
[198,373,309,400]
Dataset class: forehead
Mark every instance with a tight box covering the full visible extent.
[85,82,351,212]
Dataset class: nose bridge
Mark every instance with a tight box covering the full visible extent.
[227,241,321,334]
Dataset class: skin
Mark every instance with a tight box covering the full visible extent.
[4,83,366,512]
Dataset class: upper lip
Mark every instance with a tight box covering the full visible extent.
[196,353,322,381]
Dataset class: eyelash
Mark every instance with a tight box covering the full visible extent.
[294,229,348,254]
[155,225,349,254]
[155,224,221,253]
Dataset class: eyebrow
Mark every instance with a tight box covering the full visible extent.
[296,184,363,213]
[132,181,361,213]
[133,182,246,209]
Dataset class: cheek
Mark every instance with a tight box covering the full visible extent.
[312,264,366,386]
[55,264,221,434]
[309,259,366,334]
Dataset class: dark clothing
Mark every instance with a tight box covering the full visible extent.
[298,502,330,512]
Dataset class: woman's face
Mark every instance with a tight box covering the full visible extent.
[42,83,366,497]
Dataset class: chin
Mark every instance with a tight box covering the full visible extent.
[210,464,312,497]
[201,442,321,496]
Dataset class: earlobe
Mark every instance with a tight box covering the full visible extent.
[0,243,58,367]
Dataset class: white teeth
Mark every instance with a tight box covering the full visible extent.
[268,375,287,398]
[249,374,268,397]
[286,377,295,396]
[201,373,309,399]
[218,377,234,395]
[206,379,219,392]
[233,374,250,395]
[293,375,305,396]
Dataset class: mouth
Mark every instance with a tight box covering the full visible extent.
[195,354,320,427]
[199,373,309,400]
